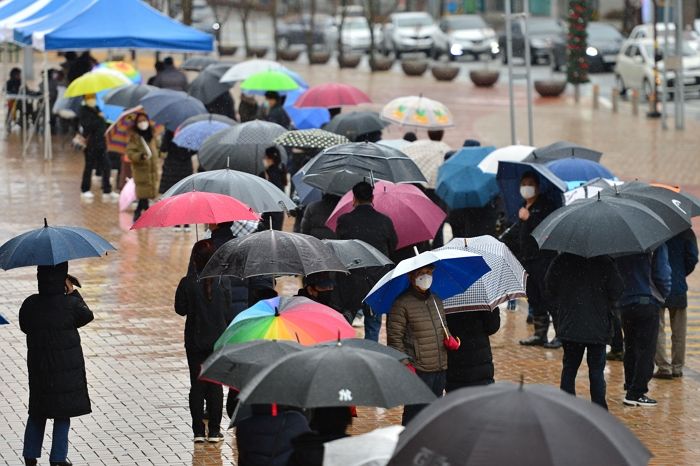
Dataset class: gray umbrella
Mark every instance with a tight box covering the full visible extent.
[324,111,389,141]
[201,229,348,279]
[322,239,393,270]
[139,89,207,131]
[103,84,157,108]
[181,56,219,71]
[238,345,436,408]
[532,195,671,258]
[188,63,234,105]
[524,141,603,163]
[274,129,349,150]
[389,382,651,466]
[178,112,237,130]
[301,142,427,196]
[198,120,288,174]
[161,168,296,213]
[314,338,408,361]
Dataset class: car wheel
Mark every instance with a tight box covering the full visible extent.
[615,74,627,97]
[642,78,654,101]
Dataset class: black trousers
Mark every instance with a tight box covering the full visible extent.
[81,148,112,194]
[186,349,223,437]
[610,311,624,353]
[402,370,446,426]
[524,257,556,340]
[620,303,660,399]
[560,341,608,409]
[133,199,149,222]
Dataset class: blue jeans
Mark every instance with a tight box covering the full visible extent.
[560,341,608,410]
[363,312,382,342]
[23,416,70,462]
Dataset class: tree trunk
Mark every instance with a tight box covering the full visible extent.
[272,0,279,59]
[307,0,317,57]
[182,0,193,25]
[337,0,347,62]
[241,7,251,53]
[367,0,377,70]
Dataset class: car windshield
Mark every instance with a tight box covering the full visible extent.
[587,23,622,40]
[344,19,368,30]
[446,16,486,29]
[527,19,561,34]
[644,42,697,58]
[396,15,433,27]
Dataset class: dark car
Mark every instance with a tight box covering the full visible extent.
[277,14,335,49]
[552,22,624,72]
[499,17,564,64]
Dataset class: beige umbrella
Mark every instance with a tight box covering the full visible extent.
[402,139,452,189]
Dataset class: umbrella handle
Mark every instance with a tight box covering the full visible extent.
[432,296,450,338]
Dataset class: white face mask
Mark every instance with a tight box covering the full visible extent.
[520,185,536,200]
[414,274,433,291]
[85,98,97,108]
[137,121,150,131]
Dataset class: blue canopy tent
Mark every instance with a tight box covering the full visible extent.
[13,0,95,46]
[0,0,43,22]
[1,0,72,42]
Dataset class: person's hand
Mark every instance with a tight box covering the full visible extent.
[65,277,74,294]
[98,112,105,118]
[518,207,530,222]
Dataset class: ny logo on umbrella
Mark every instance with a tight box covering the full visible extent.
[338,389,353,402]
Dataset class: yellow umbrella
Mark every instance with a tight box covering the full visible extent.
[65,69,131,98]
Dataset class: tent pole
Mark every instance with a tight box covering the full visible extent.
[21,49,28,156]
[1,43,5,129]
[42,52,51,160]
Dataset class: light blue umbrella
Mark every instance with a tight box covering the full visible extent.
[292,161,322,205]
[496,161,567,222]
[285,89,330,129]
[173,120,233,151]
[436,146,499,209]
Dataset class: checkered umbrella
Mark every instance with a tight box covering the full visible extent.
[402,140,452,188]
[274,129,349,150]
[438,236,527,313]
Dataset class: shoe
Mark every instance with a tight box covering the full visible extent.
[526,315,533,324]
[673,372,683,378]
[24,459,37,466]
[172,226,182,232]
[50,460,73,466]
[183,225,192,232]
[623,395,657,407]
[101,191,119,203]
[653,370,673,380]
[352,313,364,328]
[543,338,562,349]
[606,350,624,361]
[519,335,545,346]
[194,435,206,443]
[80,191,94,200]
[207,432,224,443]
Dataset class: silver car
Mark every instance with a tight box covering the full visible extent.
[434,15,499,60]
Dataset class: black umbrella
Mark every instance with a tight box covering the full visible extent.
[201,229,348,279]
[302,142,427,196]
[524,141,603,163]
[188,63,234,105]
[238,345,436,408]
[389,382,651,466]
[532,194,671,258]
[103,84,156,108]
[162,168,296,213]
[139,89,207,131]
[181,56,220,71]
[200,340,304,389]
[314,338,408,361]
[177,112,237,130]
[324,111,389,141]
[322,239,393,270]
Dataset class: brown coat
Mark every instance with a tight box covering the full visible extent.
[387,290,448,373]
[126,133,160,200]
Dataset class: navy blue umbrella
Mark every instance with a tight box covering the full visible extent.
[436,146,499,209]
[496,161,567,222]
[0,313,8,325]
[0,219,116,270]
[139,89,207,131]
[545,158,615,183]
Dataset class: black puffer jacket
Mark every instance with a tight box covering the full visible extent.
[446,309,500,390]
[78,105,107,154]
[159,130,194,194]
[288,432,348,466]
[19,263,94,419]
[236,408,310,466]
[300,195,339,240]
[336,205,398,258]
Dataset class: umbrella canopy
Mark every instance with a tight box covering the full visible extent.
[0,313,8,325]
[219,60,308,87]
[294,83,371,108]
[324,111,388,141]
[364,249,490,314]
[139,89,207,131]
[172,119,233,151]
[322,239,393,270]
[240,70,300,93]
[214,296,355,349]
[182,56,219,71]
[326,181,447,249]
[284,88,331,129]
[177,113,237,130]
[532,195,672,258]
[389,382,651,466]
[103,84,156,108]
[525,141,603,163]
[237,344,436,408]
[478,145,534,174]
[197,121,288,174]
[496,161,568,222]
[291,159,323,205]
[650,183,700,216]
[64,69,131,98]
[545,158,615,183]
[378,139,412,150]
[131,191,259,229]
[201,230,348,279]
[325,426,404,466]
[105,106,145,154]
[315,338,408,361]
[401,140,453,188]
[200,340,305,389]
[0,219,116,270]
[97,61,142,83]
[438,237,527,312]
[119,178,137,212]
[162,168,296,213]
[436,147,500,209]
[380,95,454,129]
[564,178,621,205]
[188,63,234,105]
[302,142,427,197]
[274,129,349,150]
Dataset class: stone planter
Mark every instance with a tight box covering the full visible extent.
[218,45,238,56]
[277,48,302,61]
[246,46,268,58]
[431,64,460,81]
[370,56,394,71]
[338,53,362,68]
[401,59,429,76]
[469,70,500,87]
[535,79,567,97]
[308,51,332,64]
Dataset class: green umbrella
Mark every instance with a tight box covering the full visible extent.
[240,70,300,92]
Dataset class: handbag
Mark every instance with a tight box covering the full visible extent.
[71,132,87,150]
[432,296,461,351]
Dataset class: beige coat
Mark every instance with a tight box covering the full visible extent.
[126,133,160,200]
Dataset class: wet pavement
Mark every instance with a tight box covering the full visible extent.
[1,59,700,465]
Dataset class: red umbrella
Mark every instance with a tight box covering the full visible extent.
[294,83,371,109]
[325,181,446,249]
[131,191,259,230]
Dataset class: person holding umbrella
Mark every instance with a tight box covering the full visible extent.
[19,262,94,466]
[78,94,117,202]
[258,147,288,231]
[262,91,291,129]
[159,130,195,231]
[127,113,160,222]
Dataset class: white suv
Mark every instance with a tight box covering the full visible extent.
[382,12,440,58]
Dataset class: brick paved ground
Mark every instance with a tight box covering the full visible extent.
[1,58,700,465]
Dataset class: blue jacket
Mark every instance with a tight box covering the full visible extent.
[665,229,698,308]
[616,244,672,307]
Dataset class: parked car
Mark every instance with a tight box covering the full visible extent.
[630,22,700,53]
[499,17,564,64]
[382,12,440,58]
[277,14,336,49]
[614,38,700,99]
[433,14,499,60]
[551,22,624,72]
[329,17,383,53]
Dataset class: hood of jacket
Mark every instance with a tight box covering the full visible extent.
[37,262,68,295]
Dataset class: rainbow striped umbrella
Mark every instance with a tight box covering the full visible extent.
[98,61,142,84]
[214,296,355,349]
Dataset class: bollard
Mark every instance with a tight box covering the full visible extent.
[611,88,619,113]
[631,90,639,116]
[592,84,599,109]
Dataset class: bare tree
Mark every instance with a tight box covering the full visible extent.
[237,0,256,54]
[364,0,398,69]
[206,0,237,43]
[337,0,349,62]
[306,0,318,57]
[271,0,280,59]
[182,0,193,24]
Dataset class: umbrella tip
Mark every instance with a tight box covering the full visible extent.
[43,218,48,228]
[519,374,525,390]
[274,307,280,317]
[597,191,601,201]
[294,332,300,343]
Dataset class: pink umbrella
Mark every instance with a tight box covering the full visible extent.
[326,181,446,249]
[119,178,137,212]
[294,83,371,109]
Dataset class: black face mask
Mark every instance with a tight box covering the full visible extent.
[314,290,334,306]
